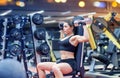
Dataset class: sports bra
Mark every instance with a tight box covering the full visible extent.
[59,36,76,52]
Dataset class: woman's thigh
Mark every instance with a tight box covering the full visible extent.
[38,62,73,74]
[37,62,56,71]
[57,63,73,74]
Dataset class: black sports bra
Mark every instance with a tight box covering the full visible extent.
[59,36,76,52]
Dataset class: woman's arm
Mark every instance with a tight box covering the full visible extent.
[59,30,65,39]
[70,20,92,46]
[70,33,89,47]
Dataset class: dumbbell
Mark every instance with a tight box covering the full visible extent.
[36,42,50,55]
[32,13,44,25]
[9,28,22,40]
[9,44,21,56]
[34,28,46,40]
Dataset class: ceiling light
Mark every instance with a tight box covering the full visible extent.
[61,0,67,3]
[116,0,120,4]
[78,1,85,8]
[93,1,106,8]
[7,0,12,2]
[54,0,61,3]
[16,1,25,7]
[0,0,7,5]
[0,10,12,16]
[47,0,54,3]
[112,1,118,7]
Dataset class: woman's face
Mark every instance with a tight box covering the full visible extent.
[63,22,73,35]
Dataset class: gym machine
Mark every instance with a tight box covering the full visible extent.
[88,14,120,74]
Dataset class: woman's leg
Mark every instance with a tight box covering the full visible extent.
[37,62,56,78]
[37,68,46,78]
[52,63,73,78]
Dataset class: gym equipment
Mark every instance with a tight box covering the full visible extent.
[0,19,4,28]
[0,14,40,78]
[86,18,98,72]
[9,44,21,56]
[89,16,120,72]
[32,13,44,25]
[7,17,13,26]
[9,28,22,40]
[0,59,26,78]
[108,12,120,27]
[36,42,50,55]
[92,17,120,49]
[12,14,22,25]
[19,15,39,78]
[30,14,52,77]
[0,19,4,45]
[0,30,3,36]
[58,22,64,30]
[34,28,46,40]
[0,18,7,60]
[2,15,36,78]
[34,27,51,62]
[104,28,120,68]
[0,19,4,37]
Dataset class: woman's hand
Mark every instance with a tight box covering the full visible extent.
[85,16,93,25]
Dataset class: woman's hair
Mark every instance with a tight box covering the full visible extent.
[72,16,84,21]
[64,20,74,27]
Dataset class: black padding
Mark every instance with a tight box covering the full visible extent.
[0,59,26,78]
[91,53,110,65]
[52,40,60,50]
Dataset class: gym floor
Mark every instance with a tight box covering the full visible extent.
[28,62,120,78]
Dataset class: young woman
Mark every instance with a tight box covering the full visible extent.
[37,17,91,78]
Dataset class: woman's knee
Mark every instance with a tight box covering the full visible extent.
[37,63,43,70]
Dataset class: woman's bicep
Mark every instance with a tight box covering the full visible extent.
[70,36,79,46]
